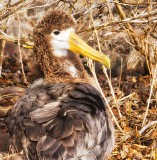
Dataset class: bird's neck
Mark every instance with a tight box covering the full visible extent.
[37,50,91,84]
[33,33,91,84]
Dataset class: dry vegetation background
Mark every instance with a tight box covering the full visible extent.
[0,0,157,159]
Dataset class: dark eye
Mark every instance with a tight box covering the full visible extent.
[54,30,60,35]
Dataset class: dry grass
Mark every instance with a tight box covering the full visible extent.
[0,0,157,159]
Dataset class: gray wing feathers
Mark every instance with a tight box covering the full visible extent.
[8,80,114,160]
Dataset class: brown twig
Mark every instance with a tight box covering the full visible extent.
[142,64,157,127]
[0,39,6,77]
[111,1,156,57]
[107,1,157,6]
[72,2,107,19]
[139,121,157,136]
[77,9,157,33]
[144,0,151,75]
[0,34,33,48]
[105,0,114,22]
[0,0,34,22]
[0,86,25,95]
[17,13,27,83]
[84,0,124,133]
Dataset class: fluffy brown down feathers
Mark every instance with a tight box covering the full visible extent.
[33,10,90,84]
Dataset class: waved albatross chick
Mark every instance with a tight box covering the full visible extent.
[8,10,114,160]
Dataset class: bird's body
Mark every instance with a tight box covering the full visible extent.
[8,10,114,160]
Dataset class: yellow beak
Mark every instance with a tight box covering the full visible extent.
[68,32,110,69]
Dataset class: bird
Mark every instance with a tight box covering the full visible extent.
[8,10,114,160]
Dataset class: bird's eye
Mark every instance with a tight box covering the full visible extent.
[53,30,60,35]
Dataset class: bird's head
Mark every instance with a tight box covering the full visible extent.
[34,10,110,69]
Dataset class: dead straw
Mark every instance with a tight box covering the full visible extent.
[0,39,5,77]
[142,64,157,127]
[84,0,124,133]
[17,13,27,83]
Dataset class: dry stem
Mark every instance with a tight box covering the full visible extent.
[84,0,123,133]
[17,13,27,83]
[0,39,5,77]
[142,64,157,127]
[0,0,34,22]
[139,121,157,136]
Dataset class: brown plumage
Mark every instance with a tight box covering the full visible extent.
[33,10,89,84]
[8,10,114,160]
